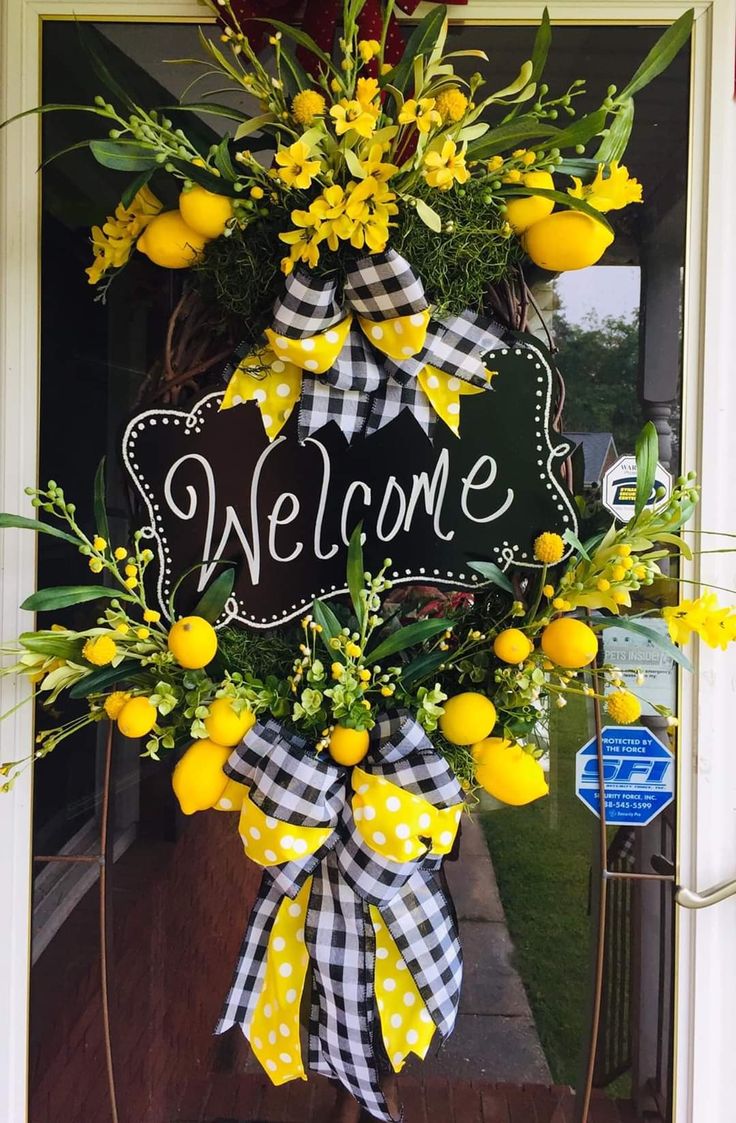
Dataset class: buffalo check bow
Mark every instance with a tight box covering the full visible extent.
[219,249,509,443]
[215,711,465,1123]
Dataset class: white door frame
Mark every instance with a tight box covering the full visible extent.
[1,2,735,1120]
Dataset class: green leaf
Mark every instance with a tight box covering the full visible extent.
[500,184,613,233]
[256,19,337,74]
[0,513,79,545]
[400,650,448,689]
[90,139,158,172]
[467,117,560,159]
[39,139,91,170]
[213,137,237,181]
[278,42,311,97]
[530,8,552,85]
[168,157,239,196]
[346,524,365,622]
[233,112,279,141]
[618,10,694,100]
[93,457,110,546]
[160,101,249,123]
[468,560,515,594]
[554,156,601,180]
[547,107,609,150]
[19,632,84,660]
[594,98,634,164]
[167,559,235,618]
[385,6,448,95]
[193,567,235,623]
[415,198,442,233]
[20,586,126,612]
[635,421,659,518]
[344,148,366,179]
[562,527,591,561]
[120,169,153,208]
[592,615,693,672]
[488,60,534,101]
[69,660,140,698]
[76,20,137,112]
[367,619,452,663]
[0,103,112,133]
[312,598,345,661]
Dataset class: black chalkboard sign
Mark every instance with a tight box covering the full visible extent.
[122,335,577,628]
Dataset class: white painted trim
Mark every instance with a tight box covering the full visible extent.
[1,3,734,1122]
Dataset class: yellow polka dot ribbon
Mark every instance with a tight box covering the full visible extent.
[265,314,353,375]
[247,877,312,1085]
[351,767,463,862]
[370,907,436,1071]
[220,346,302,442]
[358,308,430,362]
[418,363,496,437]
[238,788,333,866]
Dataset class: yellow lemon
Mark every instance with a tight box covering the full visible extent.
[493,628,534,665]
[541,617,599,669]
[204,697,255,747]
[179,185,234,239]
[329,726,370,766]
[167,616,218,669]
[172,738,229,815]
[505,170,555,233]
[522,209,614,272]
[212,775,246,813]
[439,692,497,746]
[472,738,549,806]
[116,696,157,739]
[137,210,208,269]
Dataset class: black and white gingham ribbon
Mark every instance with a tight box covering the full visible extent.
[227,250,510,444]
[215,711,464,1122]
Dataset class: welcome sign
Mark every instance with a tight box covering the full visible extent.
[122,337,578,628]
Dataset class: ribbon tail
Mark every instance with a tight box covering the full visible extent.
[365,376,436,441]
[298,376,370,444]
[307,852,399,1123]
[215,870,284,1037]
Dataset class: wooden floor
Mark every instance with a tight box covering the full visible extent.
[178,1072,640,1123]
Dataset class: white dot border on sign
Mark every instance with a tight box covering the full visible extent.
[121,341,579,630]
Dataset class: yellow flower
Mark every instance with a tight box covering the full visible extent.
[423,139,470,190]
[343,177,396,253]
[89,558,103,574]
[250,185,264,200]
[124,576,138,590]
[358,39,381,63]
[616,544,632,557]
[114,547,127,561]
[116,623,129,634]
[434,87,469,123]
[606,690,641,724]
[533,532,565,564]
[143,608,161,623]
[291,89,326,124]
[83,635,117,666]
[330,99,377,138]
[331,661,344,679]
[279,205,324,268]
[663,594,736,650]
[504,168,522,183]
[356,78,381,112]
[136,627,150,640]
[597,578,611,592]
[274,139,322,189]
[399,97,441,134]
[358,143,399,182]
[542,584,555,597]
[85,186,162,285]
[380,685,395,697]
[358,668,371,682]
[345,641,362,658]
[611,565,627,582]
[93,536,107,551]
[568,161,643,213]
[104,691,131,720]
[487,155,504,172]
[125,563,137,577]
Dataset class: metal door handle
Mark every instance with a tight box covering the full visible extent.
[676,877,736,909]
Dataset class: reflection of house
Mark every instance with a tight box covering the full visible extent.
[564,431,618,489]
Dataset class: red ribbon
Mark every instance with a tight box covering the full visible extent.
[226,0,466,71]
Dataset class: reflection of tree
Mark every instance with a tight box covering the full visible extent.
[553,312,642,454]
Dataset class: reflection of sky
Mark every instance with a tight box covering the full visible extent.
[555,266,640,326]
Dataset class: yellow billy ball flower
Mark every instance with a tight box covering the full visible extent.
[136,627,150,640]
[357,38,380,63]
[331,661,344,679]
[345,642,362,658]
[114,547,127,560]
[616,544,632,557]
[93,536,107,551]
[116,623,129,634]
[83,635,117,666]
[487,155,504,172]
[125,577,138,590]
[249,185,264,200]
[611,565,627,582]
[89,558,103,574]
[534,532,565,564]
[380,685,395,697]
[434,87,469,123]
[143,608,161,623]
[104,691,131,720]
[597,578,611,591]
[542,584,555,597]
[358,668,371,682]
[124,564,137,577]
[606,690,641,724]
[291,89,326,125]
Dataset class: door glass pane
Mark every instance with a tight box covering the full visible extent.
[29,16,690,1123]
